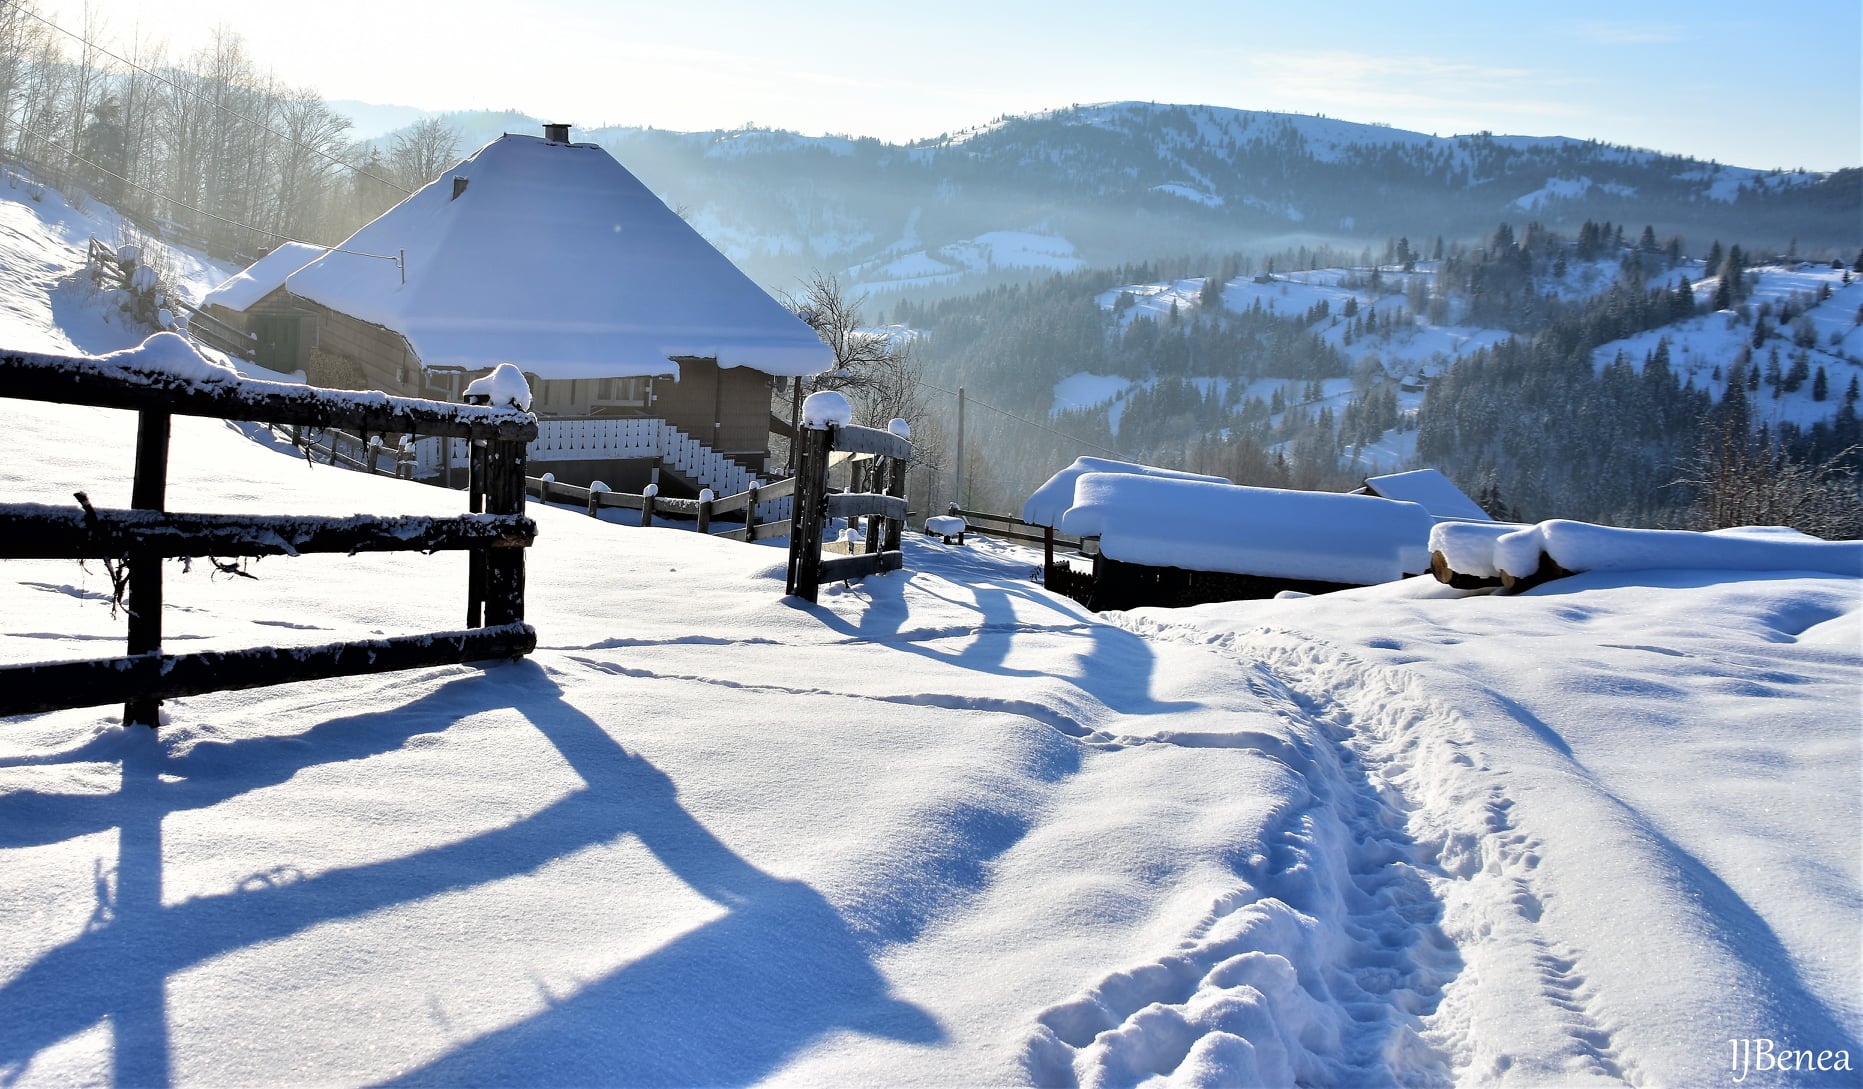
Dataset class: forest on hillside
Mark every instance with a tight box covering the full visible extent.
[896,227,1863,536]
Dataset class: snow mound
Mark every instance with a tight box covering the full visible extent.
[1431,518,1863,581]
[463,362,533,411]
[1022,457,1227,528]
[802,390,852,428]
[1059,475,1434,585]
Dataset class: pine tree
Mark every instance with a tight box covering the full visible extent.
[1812,366,1829,402]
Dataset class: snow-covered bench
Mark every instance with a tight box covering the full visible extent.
[924,514,966,544]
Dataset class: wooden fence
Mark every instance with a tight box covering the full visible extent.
[0,347,538,726]
[941,505,1092,601]
[786,421,910,602]
[527,475,796,542]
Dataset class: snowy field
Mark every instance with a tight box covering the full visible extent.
[2,181,1860,1088]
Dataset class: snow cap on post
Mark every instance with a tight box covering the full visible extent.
[888,417,911,439]
[802,390,852,429]
[463,362,533,411]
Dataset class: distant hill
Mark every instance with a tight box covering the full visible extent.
[409,102,1853,297]
[326,100,436,141]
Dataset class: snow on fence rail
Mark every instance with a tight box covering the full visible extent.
[785,401,912,603]
[0,336,539,727]
[527,474,796,542]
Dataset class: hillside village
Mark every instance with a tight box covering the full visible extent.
[0,8,1859,1085]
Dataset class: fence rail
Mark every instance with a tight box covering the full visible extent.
[0,344,538,727]
[527,475,795,541]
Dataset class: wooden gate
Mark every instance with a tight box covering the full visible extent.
[785,420,910,603]
[0,344,538,726]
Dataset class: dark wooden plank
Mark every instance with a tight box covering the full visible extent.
[0,504,535,559]
[825,493,907,521]
[827,423,911,460]
[818,549,903,583]
[0,624,537,719]
[124,408,171,726]
[0,350,536,441]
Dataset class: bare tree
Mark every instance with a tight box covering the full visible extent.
[1677,407,1861,539]
[390,115,459,189]
[778,271,944,483]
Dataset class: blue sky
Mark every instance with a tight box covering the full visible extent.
[46,0,1863,171]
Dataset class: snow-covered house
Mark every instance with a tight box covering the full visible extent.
[1025,459,1435,609]
[200,125,832,492]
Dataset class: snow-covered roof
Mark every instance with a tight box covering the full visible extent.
[282,133,833,380]
[199,241,323,312]
[1362,469,1492,523]
[1022,457,1228,528]
[1056,474,1434,585]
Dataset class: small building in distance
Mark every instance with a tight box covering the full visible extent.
[1024,458,1435,610]
[200,124,831,494]
[1356,468,1493,523]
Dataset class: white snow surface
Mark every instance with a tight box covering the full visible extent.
[1366,469,1493,524]
[1056,475,1436,585]
[1,174,1860,1089]
[1455,519,1863,581]
[283,134,833,380]
[198,241,323,313]
[1021,456,1228,528]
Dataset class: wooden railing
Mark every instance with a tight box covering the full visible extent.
[0,344,538,726]
[786,421,910,602]
[526,475,795,542]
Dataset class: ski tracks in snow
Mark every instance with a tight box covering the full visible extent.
[1030,619,1636,1088]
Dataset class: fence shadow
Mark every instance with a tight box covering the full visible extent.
[0,663,939,1087]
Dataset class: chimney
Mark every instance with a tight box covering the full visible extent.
[543,122,570,143]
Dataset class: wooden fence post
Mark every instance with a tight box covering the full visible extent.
[697,490,712,535]
[639,486,657,528]
[745,482,760,541]
[465,436,488,628]
[482,436,527,628]
[124,408,170,727]
[883,456,906,554]
[785,423,831,600]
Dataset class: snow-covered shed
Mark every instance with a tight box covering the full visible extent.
[202,124,832,486]
[1027,462,1434,610]
[1357,468,1492,523]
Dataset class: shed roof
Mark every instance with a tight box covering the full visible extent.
[280,132,833,380]
[1361,468,1493,523]
[200,241,323,312]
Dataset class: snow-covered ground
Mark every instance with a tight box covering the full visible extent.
[2,181,1859,1088]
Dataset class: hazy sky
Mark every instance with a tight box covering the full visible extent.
[38,0,1863,171]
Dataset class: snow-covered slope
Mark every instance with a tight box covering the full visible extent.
[1,176,1858,1089]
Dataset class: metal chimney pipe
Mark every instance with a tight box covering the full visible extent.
[543,123,570,143]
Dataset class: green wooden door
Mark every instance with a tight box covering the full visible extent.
[252,315,300,374]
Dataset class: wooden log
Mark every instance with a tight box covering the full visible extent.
[1498,551,1572,595]
[827,423,911,460]
[786,426,831,599]
[1430,548,1503,590]
[0,350,536,441]
[481,437,527,627]
[818,549,903,583]
[0,624,537,718]
[0,504,534,559]
[639,488,656,528]
[825,492,907,522]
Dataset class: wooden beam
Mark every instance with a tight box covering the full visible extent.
[827,423,911,460]
[0,504,534,559]
[818,550,903,583]
[0,351,537,442]
[826,492,907,522]
[0,624,537,718]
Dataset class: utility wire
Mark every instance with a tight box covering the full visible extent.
[15,121,404,270]
[4,0,410,195]
[920,379,1126,458]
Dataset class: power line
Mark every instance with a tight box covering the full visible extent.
[3,0,410,196]
[919,379,1127,459]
